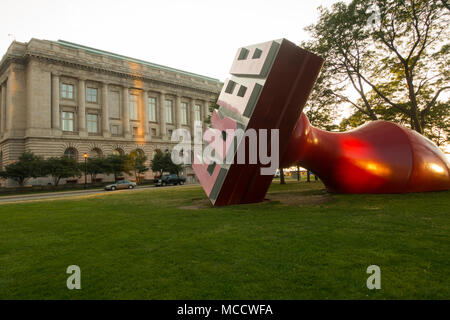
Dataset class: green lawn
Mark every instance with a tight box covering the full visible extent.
[0,181,449,299]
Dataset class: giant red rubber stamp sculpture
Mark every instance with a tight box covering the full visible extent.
[281,113,450,193]
[193,39,450,206]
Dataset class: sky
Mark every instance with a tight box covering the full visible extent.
[0,0,339,80]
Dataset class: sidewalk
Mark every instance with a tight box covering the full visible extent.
[0,183,199,204]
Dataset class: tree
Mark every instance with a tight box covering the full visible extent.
[104,154,131,182]
[151,150,183,177]
[300,45,341,130]
[339,110,368,131]
[279,168,286,185]
[43,156,81,186]
[305,0,449,140]
[442,0,450,11]
[128,150,149,184]
[150,150,166,177]
[422,101,450,147]
[166,153,183,175]
[0,152,45,187]
[84,157,107,184]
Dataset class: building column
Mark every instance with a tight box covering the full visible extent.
[142,90,150,139]
[159,92,166,139]
[122,86,130,138]
[0,83,5,135]
[102,83,110,137]
[175,95,182,129]
[190,98,196,137]
[5,79,12,133]
[51,74,60,131]
[203,100,210,129]
[78,79,86,136]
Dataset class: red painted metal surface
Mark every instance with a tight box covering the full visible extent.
[281,113,450,193]
[193,39,324,205]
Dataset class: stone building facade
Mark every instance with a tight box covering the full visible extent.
[0,39,222,185]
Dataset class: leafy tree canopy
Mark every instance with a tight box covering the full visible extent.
[103,154,131,182]
[304,0,449,146]
[151,150,183,177]
[0,152,45,187]
[44,156,81,186]
[128,150,149,184]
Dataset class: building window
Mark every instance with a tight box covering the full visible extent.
[151,128,157,136]
[62,111,74,131]
[64,147,77,159]
[134,149,145,158]
[111,124,121,135]
[165,100,173,124]
[109,91,120,119]
[86,87,98,103]
[61,84,74,99]
[90,148,102,158]
[181,102,188,125]
[87,114,98,133]
[168,129,173,137]
[130,94,138,120]
[113,148,124,156]
[148,97,157,122]
[195,104,201,122]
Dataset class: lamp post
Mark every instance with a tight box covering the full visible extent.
[83,153,88,189]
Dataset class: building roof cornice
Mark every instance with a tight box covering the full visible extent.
[0,39,223,97]
[55,40,220,83]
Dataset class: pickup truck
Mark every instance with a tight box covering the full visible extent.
[156,174,186,186]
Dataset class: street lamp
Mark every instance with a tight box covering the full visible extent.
[83,153,88,189]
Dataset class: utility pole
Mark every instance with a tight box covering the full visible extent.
[83,153,88,189]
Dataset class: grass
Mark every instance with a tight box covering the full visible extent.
[0,181,448,299]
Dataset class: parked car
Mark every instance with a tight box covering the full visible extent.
[104,180,136,191]
[155,174,186,186]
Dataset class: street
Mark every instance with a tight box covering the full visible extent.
[0,184,198,204]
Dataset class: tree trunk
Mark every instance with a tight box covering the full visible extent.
[297,165,300,182]
[134,171,139,185]
[279,168,285,185]
[368,109,378,121]
[404,67,423,134]
[307,171,311,183]
[410,108,423,134]
[17,176,26,187]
